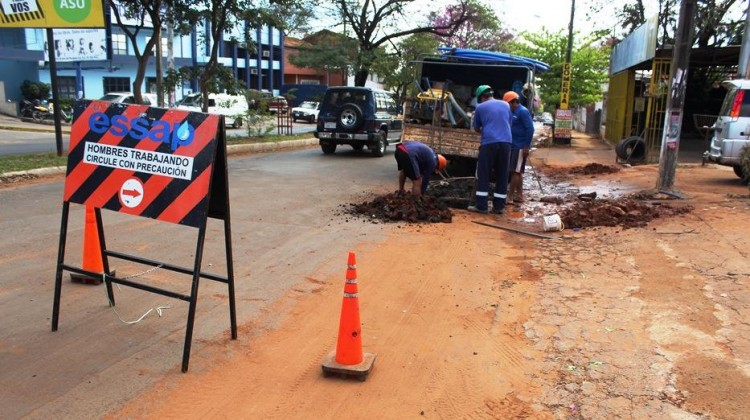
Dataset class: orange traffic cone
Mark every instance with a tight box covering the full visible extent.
[70,205,110,284]
[321,252,376,381]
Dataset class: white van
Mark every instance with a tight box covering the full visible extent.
[178,92,248,128]
[707,79,750,180]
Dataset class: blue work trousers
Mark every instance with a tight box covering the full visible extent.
[475,142,512,211]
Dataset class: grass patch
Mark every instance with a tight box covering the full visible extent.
[0,133,314,175]
[0,153,68,174]
[226,132,313,145]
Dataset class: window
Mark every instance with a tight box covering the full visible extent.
[57,76,79,99]
[103,77,130,93]
[112,33,127,55]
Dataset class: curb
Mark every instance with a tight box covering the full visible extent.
[0,138,319,182]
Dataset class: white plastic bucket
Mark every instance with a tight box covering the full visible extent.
[542,214,564,232]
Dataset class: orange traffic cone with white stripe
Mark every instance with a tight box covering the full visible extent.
[322,252,376,381]
[70,205,111,284]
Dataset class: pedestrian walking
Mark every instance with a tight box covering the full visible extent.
[468,85,513,214]
[504,91,535,204]
[395,141,448,196]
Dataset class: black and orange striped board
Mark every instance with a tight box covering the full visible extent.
[64,100,222,228]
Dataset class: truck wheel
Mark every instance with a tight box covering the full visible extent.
[338,104,363,132]
[733,166,750,184]
[321,144,336,154]
[371,131,386,157]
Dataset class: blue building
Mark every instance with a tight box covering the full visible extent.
[0,4,284,113]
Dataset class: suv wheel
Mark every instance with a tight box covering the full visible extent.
[321,144,337,154]
[371,131,386,157]
[338,104,364,131]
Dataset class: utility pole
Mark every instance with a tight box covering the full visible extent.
[167,4,175,107]
[553,0,575,145]
[657,0,696,191]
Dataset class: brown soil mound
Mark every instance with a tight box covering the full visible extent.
[559,198,693,229]
[569,163,621,175]
[542,163,620,179]
[349,191,453,223]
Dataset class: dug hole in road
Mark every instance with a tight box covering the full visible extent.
[1,132,750,419]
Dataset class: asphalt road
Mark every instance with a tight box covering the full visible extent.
[0,121,316,157]
[0,144,399,418]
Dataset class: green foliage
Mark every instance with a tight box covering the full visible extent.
[739,144,750,185]
[243,89,275,137]
[370,33,440,101]
[288,37,356,75]
[20,80,51,101]
[508,30,610,110]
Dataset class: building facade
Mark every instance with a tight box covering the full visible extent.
[0,3,284,111]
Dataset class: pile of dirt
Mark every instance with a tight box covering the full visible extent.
[559,198,693,229]
[349,191,453,223]
[542,163,620,179]
[569,163,621,175]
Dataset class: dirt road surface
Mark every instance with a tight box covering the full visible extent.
[2,133,750,419]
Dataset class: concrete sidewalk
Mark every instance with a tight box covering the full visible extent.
[0,113,71,134]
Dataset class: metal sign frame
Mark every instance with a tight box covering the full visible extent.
[51,101,237,373]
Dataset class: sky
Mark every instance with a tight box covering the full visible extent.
[307,0,746,42]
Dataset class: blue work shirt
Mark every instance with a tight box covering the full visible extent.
[401,141,436,179]
[472,98,512,145]
[511,104,535,150]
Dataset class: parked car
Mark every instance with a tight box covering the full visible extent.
[177,92,247,128]
[314,86,403,157]
[291,101,319,123]
[267,96,289,114]
[99,92,157,106]
[706,79,750,181]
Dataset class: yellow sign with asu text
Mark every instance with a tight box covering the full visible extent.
[0,0,105,28]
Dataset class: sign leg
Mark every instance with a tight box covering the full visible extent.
[181,223,208,373]
[52,202,70,331]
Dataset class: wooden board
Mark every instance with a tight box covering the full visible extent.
[403,123,480,159]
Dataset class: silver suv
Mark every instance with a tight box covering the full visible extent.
[707,79,750,180]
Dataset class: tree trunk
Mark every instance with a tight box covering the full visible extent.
[133,58,148,104]
[155,24,163,107]
[354,68,369,87]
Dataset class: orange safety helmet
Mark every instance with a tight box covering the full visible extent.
[503,91,519,103]
[436,154,447,171]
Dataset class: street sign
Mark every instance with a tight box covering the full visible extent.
[560,62,572,110]
[554,109,572,145]
[53,101,237,373]
[0,0,105,28]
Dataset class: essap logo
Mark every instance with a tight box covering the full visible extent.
[89,112,195,151]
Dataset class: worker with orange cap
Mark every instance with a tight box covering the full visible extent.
[503,90,535,204]
[395,141,448,196]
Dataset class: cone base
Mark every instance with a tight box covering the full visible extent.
[70,270,115,285]
[321,350,376,381]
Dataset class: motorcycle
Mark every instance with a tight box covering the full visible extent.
[20,99,47,119]
[29,101,72,123]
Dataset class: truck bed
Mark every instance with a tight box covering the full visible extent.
[402,122,480,159]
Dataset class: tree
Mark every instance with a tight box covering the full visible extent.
[334,0,472,86]
[287,31,357,85]
[508,29,610,110]
[612,0,742,47]
[370,33,440,101]
[429,0,512,51]
[195,0,312,112]
[107,0,199,105]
